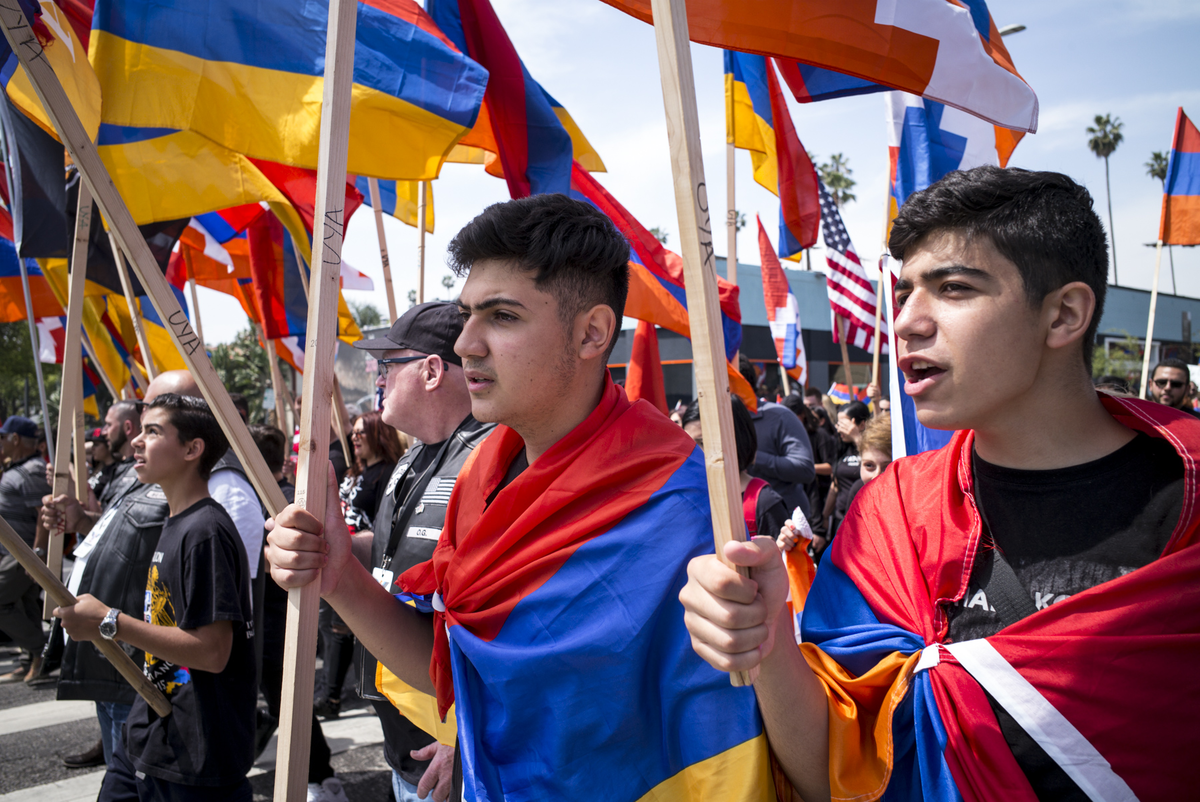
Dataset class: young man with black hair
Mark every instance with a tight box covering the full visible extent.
[58,394,256,802]
[267,195,773,801]
[681,166,1200,801]
[1149,357,1199,417]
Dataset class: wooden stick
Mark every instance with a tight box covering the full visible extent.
[107,231,157,381]
[0,0,287,523]
[44,183,91,618]
[332,377,352,467]
[1138,241,1164,398]
[184,259,205,351]
[417,180,428,303]
[726,143,737,285]
[274,0,357,796]
[779,363,790,396]
[259,324,290,430]
[73,408,86,504]
[0,514,172,716]
[870,289,884,388]
[367,177,397,324]
[838,315,854,395]
[650,0,754,687]
[16,254,53,463]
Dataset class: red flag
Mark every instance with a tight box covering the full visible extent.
[767,58,820,255]
[625,320,667,415]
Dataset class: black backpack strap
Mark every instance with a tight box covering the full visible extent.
[982,547,1039,628]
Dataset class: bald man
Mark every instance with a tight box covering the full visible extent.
[144,372,266,579]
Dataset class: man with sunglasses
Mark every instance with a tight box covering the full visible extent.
[1149,357,1199,417]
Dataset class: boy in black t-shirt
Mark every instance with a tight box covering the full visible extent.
[57,394,255,802]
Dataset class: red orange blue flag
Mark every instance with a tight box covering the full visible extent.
[724,52,820,259]
[1160,107,1200,246]
[602,0,1038,132]
[756,216,805,383]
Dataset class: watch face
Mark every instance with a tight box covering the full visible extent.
[100,610,118,639]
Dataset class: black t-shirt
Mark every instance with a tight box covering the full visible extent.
[946,433,1184,800]
[343,460,396,533]
[832,443,861,520]
[751,483,789,541]
[124,498,256,787]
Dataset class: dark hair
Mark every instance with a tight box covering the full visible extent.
[229,392,250,422]
[839,400,872,425]
[781,393,818,435]
[738,354,759,395]
[681,398,701,428]
[109,399,142,426]
[804,387,821,400]
[1153,358,1191,377]
[730,394,757,473]
[889,166,1108,365]
[250,424,287,475]
[146,393,229,479]
[447,194,630,359]
[349,410,405,477]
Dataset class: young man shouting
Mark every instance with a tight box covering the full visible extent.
[681,167,1200,802]
[267,194,773,801]
[58,394,255,802]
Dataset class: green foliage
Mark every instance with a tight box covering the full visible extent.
[1091,332,1144,385]
[1146,151,1168,185]
[649,227,669,245]
[407,288,417,309]
[441,274,456,293]
[211,326,272,423]
[1086,114,1124,160]
[349,300,384,329]
[734,211,746,232]
[819,153,856,208]
[0,321,61,425]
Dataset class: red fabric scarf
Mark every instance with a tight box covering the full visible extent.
[400,379,697,717]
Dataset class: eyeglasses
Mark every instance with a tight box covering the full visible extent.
[1153,378,1186,390]
[377,354,427,378]
[350,430,366,439]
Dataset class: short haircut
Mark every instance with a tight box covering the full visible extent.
[839,400,872,425]
[447,194,630,358]
[889,166,1108,365]
[109,399,142,427]
[730,394,757,474]
[1153,358,1191,377]
[859,416,892,460]
[250,424,287,475]
[781,392,818,436]
[229,392,250,421]
[738,354,759,394]
[146,393,229,479]
[804,387,821,400]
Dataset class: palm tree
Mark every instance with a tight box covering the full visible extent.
[818,153,856,208]
[1146,150,1176,293]
[1087,114,1124,284]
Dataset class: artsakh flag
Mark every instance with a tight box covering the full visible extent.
[600,0,1038,132]
[724,52,820,259]
[789,395,1200,802]
[756,216,805,382]
[399,379,774,801]
[1160,107,1200,246]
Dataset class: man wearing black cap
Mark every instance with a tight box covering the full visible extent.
[0,415,51,682]
[345,302,493,802]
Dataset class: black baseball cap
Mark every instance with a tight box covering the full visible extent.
[0,416,37,438]
[353,302,463,366]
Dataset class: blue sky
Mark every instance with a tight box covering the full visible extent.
[197,0,1200,344]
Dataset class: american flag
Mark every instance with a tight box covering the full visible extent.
[818,178,885,352]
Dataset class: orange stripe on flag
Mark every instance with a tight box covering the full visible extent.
[1161,193,1200,246]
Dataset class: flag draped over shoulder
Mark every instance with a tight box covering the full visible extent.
[757,216,805,383]
[90,0,488,181]
[399,379,774,801]
[600,0,1038,132]
[786,396,1200,802]
[1160,107,1200,246]
[430,0,603,197]
[725,52,819,259]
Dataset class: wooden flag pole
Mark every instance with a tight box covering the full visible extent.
[1138,240,1165,398]
[184,260,205,351]
[417,180,428,303]
[367,178,398,324]
[43,183,92,618]
[274,0,357,796]
[779,364,791,396]
[107,231,157,381]
[726,144,737,286]
[0,0,287,522]
[870,291,884,388]
[0,514,171,716]
[16,255,53,464]
[650,0,753,686]
[837,315,854,394]
[73,403,86,503]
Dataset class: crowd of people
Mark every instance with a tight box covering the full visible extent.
[0,166,1196,802]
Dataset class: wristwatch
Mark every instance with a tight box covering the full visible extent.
[99,607,120,641]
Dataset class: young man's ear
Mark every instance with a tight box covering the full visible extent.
[577,304,617,361]
[184,437,207,467]
[1044,281,1096,352]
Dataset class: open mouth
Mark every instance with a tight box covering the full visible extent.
[902,359,946,396]
[464,369,495,393]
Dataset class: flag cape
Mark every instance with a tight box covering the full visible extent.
[91,0,486,181]
[0,238,62,321]
[399,379,773,801]
[788,395,1200,802]
[624,319,667,414]
[1159,107,1200,246]
[724,52,820,258]
[757,216,805,380]
[354,176,434,233]
[600,0,1038,132]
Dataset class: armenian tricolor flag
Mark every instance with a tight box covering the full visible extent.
[788,395,1200,802]
[724,52,820,260]
[353,176,434,233]
[400,379,774,801]
[1160,107,1200,246]
[90,0,487,181]
[0,237,61,321]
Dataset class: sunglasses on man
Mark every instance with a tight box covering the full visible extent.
[1153,378,1186,390]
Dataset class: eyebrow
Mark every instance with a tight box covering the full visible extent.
[894,265,992,293]
[456,297,528,314]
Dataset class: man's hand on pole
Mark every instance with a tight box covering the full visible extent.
[264,461,351,599]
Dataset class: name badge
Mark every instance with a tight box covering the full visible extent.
[407,526,442,542]
[371,567,394,589]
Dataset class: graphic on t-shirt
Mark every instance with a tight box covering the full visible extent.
[143,563,192,695]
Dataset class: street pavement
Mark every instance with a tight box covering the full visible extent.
[0,645,394,801]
